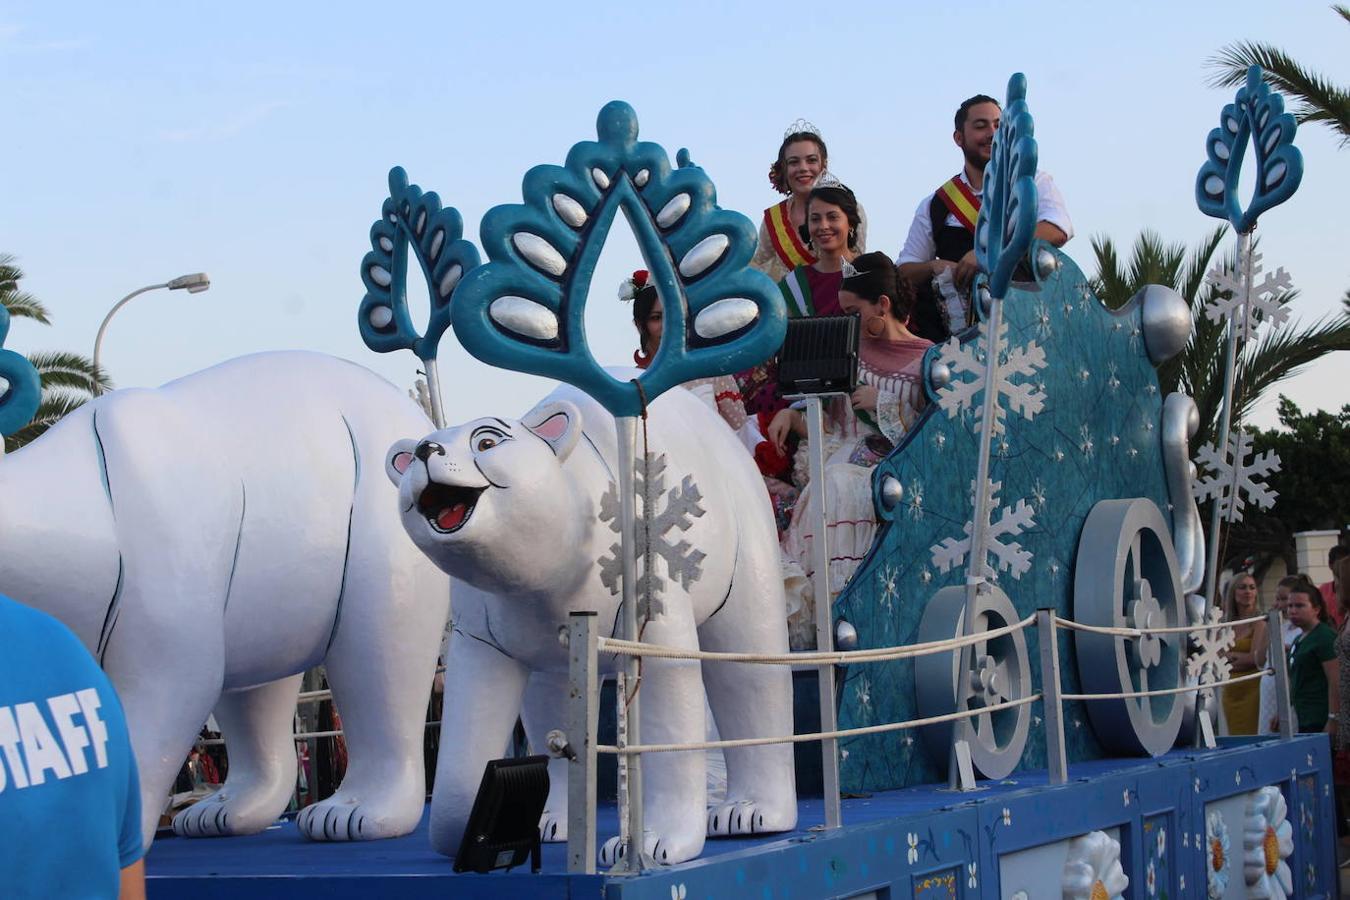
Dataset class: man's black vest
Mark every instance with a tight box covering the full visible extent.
[910,190,975,343]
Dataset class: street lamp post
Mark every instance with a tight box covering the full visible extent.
[92,273,210,395]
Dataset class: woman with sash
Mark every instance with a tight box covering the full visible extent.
[767,252,933,646]
[750,121,867,284]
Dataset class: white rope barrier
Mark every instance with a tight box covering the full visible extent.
[597,614,1036,667]
[598,694,1042,756]
[1052,612,1267,638]
[1060,668,1271,702]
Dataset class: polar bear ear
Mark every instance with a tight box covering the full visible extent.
[386,438,420,486]
[522,400,582,461]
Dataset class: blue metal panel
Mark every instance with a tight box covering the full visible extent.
[836,243,1172,791]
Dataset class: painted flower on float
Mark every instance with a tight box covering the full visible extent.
[1207,811,1231,898]
[1243,786,1294,898]
[1062,830,1129,900]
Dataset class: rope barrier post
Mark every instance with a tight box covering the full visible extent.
[1036,609,1068,784]
[1267,608,1294,740]
[612,415,646,873]
[567,611,599,874]
[804,394,842,830]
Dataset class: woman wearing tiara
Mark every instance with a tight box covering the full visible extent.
[767,252,933,644]
[622,269,780,461]
[750,121,868,284]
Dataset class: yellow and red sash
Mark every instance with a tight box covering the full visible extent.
[763,200,816,270]
[936,176,981,234]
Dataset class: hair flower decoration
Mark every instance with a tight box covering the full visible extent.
[618,269,650,302]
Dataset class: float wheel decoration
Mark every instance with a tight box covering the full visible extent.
[915,584,1031,779]
[1073,498,1187,756]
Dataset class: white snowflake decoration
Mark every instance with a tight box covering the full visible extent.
[597,452,707,617]
[1205,252,1293,343]
[930,479,1036,580]
[1193,429,1280,523]
[933,317,1047,436]
[878,564,899,611]
[1186,607,1236,703]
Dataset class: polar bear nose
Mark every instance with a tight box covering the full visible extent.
[415,440,446,462]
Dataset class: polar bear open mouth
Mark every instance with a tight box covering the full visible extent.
[417,481,486,534]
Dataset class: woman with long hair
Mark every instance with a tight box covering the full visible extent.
[1220,572,1268,734]
[750,122,867,284]
[768,252,933,645]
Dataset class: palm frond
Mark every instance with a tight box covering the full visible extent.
[1205,40,1350,143]
[26,349,113,393]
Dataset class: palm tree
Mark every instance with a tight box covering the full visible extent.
[1207,5,1350,145]
[1090,229,1350,451]
[0,255,110,452]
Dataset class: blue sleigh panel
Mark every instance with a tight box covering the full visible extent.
[835,242,1197,792]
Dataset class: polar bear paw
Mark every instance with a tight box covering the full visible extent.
[599,829,701,867]
[172,791,278,838]
[706,799,793,837]
[539,811,567,843]
[295,793,418,842]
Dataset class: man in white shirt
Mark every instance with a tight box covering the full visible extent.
[895,94,1073,341]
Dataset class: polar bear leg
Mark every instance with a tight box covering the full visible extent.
[296,532,449,842]
[620,604,707,865]
[520,671,571,842]
[698,567,798,836]
[172,674,302,837]
[101,602,226,849]
[428,628,531,857]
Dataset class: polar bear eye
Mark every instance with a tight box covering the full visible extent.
[471,426,509,453]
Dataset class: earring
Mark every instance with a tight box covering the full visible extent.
[864,315,887,338]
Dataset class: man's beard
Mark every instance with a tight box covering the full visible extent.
[962,145,991,172]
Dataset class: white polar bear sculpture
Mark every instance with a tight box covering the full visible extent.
[387,380,797,865]
[0,351,449,847]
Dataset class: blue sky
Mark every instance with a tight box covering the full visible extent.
[1,1,1345,428]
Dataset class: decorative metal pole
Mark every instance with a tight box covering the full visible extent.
[929,73,1045,790]
[1199,230,1251,609]
[1191,65,1303,609]
[613,416,645,872]
[804,395,842,828]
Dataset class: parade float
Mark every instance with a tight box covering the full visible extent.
[0,69,1336,899]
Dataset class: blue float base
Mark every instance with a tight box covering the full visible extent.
[146,735,1338,899]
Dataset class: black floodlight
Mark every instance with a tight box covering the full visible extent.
[452,754,550,874]
[776,313,860,395]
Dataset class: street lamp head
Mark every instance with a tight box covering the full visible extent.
[167,273,210,293]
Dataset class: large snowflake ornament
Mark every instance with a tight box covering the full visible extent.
[1204,252,1293,343]
[1193,429,1280,523]
[598,453,707,617]
[934,317,1047,436]
[930,479,1036,580]
[1186,607,1236,703]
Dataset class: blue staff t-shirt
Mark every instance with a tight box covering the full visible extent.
[0,593,143,898]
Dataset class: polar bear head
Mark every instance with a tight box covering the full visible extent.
[387,399,593,596]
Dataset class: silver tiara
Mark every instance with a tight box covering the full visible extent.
[840,259,860,278]
[783,118,822,140]
[814,170,848,191]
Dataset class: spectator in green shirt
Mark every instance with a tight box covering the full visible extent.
[1281,578,1340,735]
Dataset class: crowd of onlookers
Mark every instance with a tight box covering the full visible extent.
[1222,543,1350,848]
